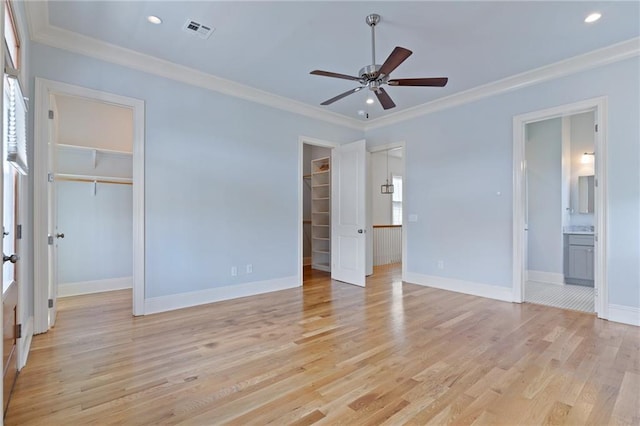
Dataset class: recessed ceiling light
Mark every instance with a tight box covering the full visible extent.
[147,15,162,25]
[584,12,601,23]
[366,98,374,105]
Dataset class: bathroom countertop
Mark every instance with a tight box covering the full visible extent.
[563,226,594,235]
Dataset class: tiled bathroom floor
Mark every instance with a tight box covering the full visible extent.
[525,281,594,313]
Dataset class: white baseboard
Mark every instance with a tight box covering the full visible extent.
[527,270,565,285]
[18,316,33,369]
[303,257,312,266]
[608,304,640,326]
[144,275,300,315]
[59,276,133,297]
[404,272,514,303]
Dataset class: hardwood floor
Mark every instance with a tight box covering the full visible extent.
[6,264,640,425]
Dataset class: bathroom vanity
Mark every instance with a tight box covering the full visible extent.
[564,231,594,287]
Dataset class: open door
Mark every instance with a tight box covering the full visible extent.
[331,140,367,287]
[47,96,59,327]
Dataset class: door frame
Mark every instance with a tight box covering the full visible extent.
[34,78,146,333]
[297,136,339,285]
[368,142,407,281]
[512,96,608,318]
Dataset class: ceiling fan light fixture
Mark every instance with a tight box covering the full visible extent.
[584,12,601,23]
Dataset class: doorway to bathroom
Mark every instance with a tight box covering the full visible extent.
[513,97,607,318]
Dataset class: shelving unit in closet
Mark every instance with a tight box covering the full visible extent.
[311,156,331,272]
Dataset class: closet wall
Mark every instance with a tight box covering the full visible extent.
[53,94,134,296]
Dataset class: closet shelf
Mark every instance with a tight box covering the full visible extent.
[311,156,331,272]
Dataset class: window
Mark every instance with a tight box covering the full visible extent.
[4,0,20,69]
[392,175,402,225]
[4,75,27,174]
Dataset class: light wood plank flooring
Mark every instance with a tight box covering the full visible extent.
[6,264,640,425]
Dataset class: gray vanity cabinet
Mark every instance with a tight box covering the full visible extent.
[564,234,594,286]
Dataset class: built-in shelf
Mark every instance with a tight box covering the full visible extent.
[311,156,331,272]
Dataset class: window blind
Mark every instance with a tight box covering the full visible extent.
[4,75,27,174]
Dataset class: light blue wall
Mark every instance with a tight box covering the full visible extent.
[26,38,639,309]
[365,57,640,308]
[526,118,563,274]
[57,181,133,283]
[29,42,362,299]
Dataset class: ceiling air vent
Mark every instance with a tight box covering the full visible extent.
[182,20,215,39]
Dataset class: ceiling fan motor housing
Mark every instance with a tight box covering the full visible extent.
[359,64,382,80]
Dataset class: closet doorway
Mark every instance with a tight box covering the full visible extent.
[301,140,334,285]
[33,78,145,334]
[50,94,134,311]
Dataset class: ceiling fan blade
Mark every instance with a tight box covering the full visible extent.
[388,77,449,87]
[376,47,413,78]
[311,70,361,82]
[320,87,363,105]
[374,87,396,110]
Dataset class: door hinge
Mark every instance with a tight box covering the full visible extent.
[595,124,598,132]
[48,235,54,245]
[16,224,22,239]
[48,299,54,308]
[16,323,21,339]
[48,110,54,119]
[594,178,598,187]
[48,172,55,183]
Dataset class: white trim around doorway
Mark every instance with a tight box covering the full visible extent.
[512,96,607,319]
[34,78,146,334]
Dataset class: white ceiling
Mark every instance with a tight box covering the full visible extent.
[40,1,640,121]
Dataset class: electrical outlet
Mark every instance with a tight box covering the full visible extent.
[437,260,444,270]
[231,266,237,276]
[246,264,253,274]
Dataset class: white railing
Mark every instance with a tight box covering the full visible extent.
[373,225,402,266]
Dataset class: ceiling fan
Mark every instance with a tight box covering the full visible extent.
[310,14,448,110]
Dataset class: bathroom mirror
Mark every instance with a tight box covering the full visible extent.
[578,175,594,214]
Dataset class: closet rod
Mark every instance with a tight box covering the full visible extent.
[55,174,132,186]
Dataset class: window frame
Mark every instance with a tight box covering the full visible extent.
[391,174,403,225]
[4,0,20,71]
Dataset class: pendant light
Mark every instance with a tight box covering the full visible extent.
[380,149,394,194]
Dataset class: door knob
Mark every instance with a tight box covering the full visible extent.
[357,229,364,234]
[3,253,18,264]
[56,233,65,239]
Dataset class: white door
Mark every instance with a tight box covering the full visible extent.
[47,98,59,326]
[331,140,367,287]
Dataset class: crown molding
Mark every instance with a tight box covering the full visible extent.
[24,2,364,131]
[26,2,639,134]
[364,37,640,131]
